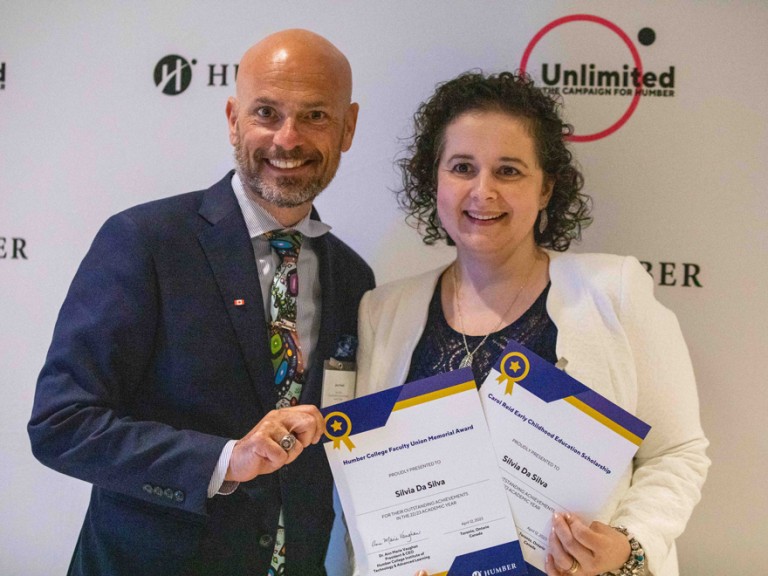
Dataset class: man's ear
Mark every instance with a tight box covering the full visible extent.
[226,97,239,146]
[340,102,359,152]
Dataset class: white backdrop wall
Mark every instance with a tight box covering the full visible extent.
[2,1,766,574]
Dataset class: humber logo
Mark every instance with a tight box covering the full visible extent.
[473,563,517,576]
[154,55,195,95]
[153,55,239,95]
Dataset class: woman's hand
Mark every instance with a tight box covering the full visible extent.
[545,513,629,576]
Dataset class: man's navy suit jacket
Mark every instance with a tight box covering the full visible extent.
[28,173,375,576]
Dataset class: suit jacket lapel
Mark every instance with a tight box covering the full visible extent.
[197,178,277,413]
[300,233,337,408]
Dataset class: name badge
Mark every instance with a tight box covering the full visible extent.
[321,358,356,408]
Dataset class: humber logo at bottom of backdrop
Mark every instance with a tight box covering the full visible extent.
[154,54,239,95]
[641,261,702,287]
[1,236,28,260]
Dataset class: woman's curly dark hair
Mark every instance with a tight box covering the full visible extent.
[396,70,591,251]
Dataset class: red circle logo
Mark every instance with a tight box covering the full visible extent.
[520,14,644,142]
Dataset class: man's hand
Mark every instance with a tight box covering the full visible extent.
[225,405,325,482]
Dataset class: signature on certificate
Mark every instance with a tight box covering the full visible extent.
[371,530,423,548]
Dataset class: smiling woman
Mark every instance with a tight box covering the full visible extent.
[353,71,709,576]
[397,71,589,251]
[435,110,552,264]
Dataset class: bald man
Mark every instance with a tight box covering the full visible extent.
[29,29,374,576]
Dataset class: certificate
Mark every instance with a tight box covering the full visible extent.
[322,368,527,576]
[478,341,650,576]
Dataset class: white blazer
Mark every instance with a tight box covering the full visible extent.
[356,252,709,576]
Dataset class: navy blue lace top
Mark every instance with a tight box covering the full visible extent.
[406,277,558,386]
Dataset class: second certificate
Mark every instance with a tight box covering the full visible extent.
[322,369,527,576]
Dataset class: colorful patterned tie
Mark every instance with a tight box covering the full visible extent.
[266,229,305,407]
[265,229,304,576]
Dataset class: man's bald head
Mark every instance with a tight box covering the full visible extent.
[226,29,359,226]
[236,29,353,106]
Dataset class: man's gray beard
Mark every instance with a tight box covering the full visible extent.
[234,144,329,208]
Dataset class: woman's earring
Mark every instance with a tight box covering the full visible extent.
[538,209,549,234]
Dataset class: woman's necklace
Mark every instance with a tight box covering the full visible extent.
[451,257,538,369]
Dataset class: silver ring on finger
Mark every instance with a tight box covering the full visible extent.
[279,433,297,452]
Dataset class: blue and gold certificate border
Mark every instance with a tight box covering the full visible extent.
[321,369,476,451]
[493,340,651,445]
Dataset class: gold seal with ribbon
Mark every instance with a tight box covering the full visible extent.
[496,351,530,395]
[324,411,356,451]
